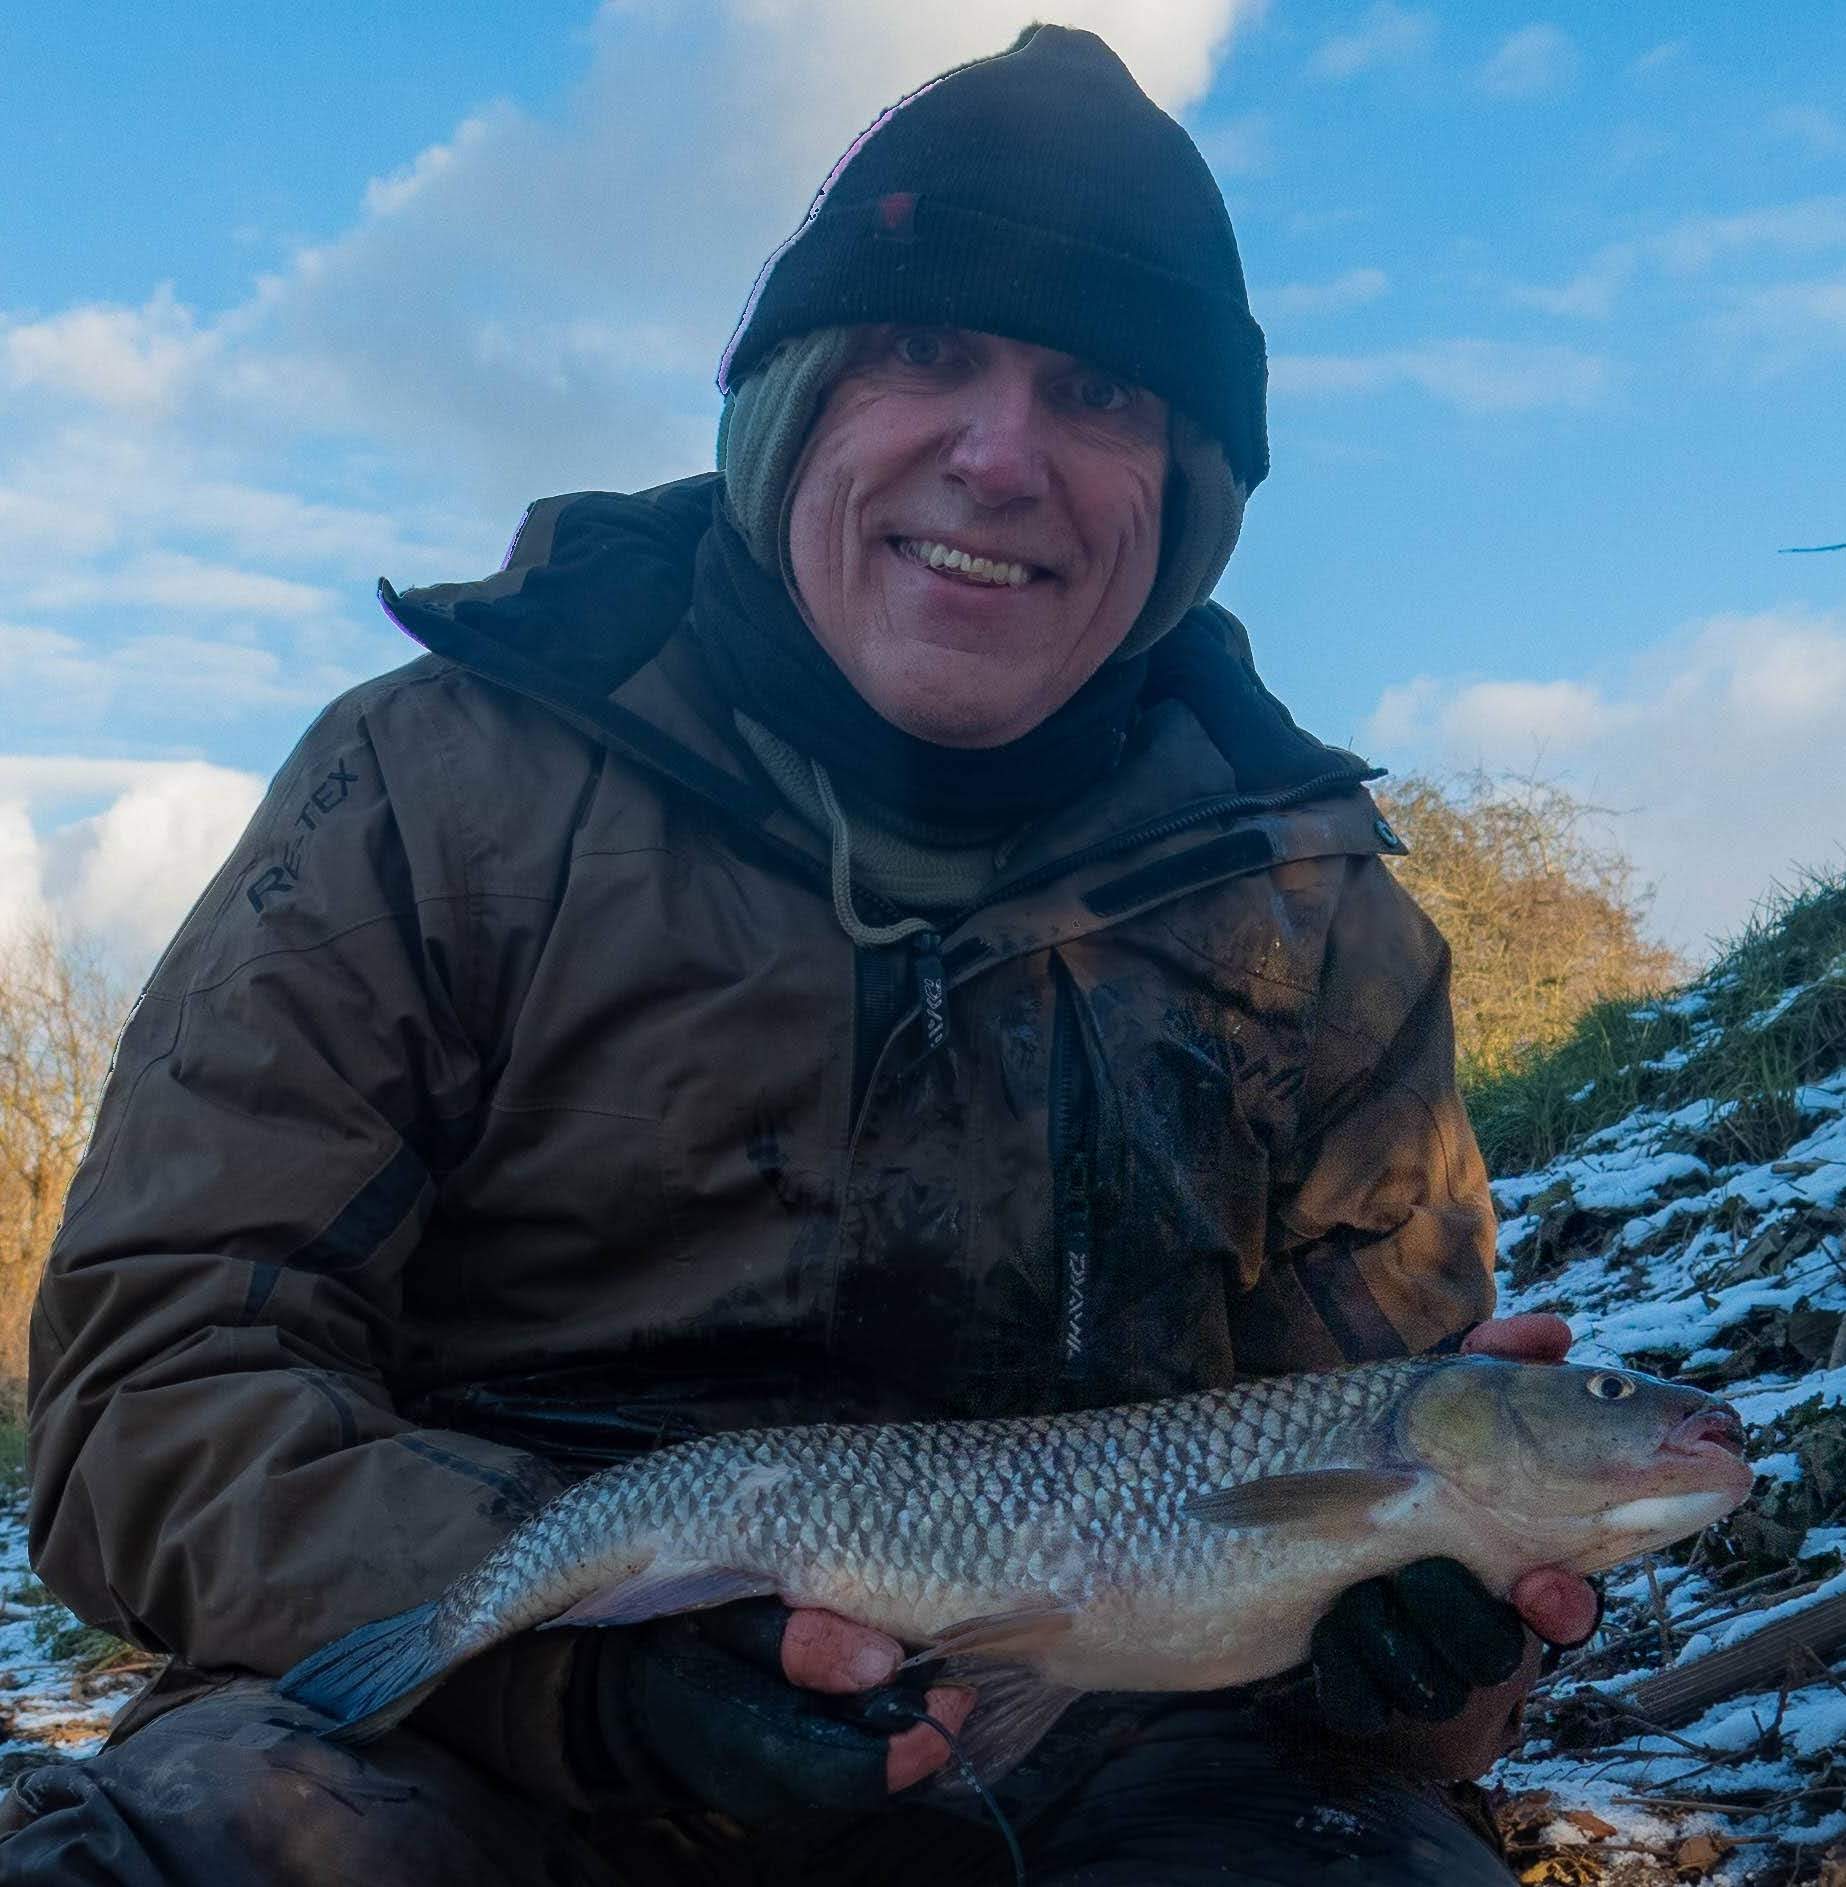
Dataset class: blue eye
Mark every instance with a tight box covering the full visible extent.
[894,332,946,367]
[1072,373,1132,413]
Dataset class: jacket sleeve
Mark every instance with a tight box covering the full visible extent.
[26,666,573,1682]
[1230,855,1498,1374]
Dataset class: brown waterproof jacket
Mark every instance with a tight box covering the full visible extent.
[27,476,1496,1782]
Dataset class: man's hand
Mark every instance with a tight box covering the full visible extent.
[573,1599,975,1822]
[1303,1314,1601,1779]
[779,1607,977,1793]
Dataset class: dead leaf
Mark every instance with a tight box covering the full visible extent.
[1519,1857,1603,1885]
[1673,1832,1733,1876]
[1560,1808,1619,1840]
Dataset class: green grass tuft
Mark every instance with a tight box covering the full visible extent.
[1465,866,1846,1176]
[0,1419,25,1496]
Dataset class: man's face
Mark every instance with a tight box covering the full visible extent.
[784,326,1169,749]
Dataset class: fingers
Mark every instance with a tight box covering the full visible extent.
[885,1685,978,1793]
[1461,1312,1573,1363]
[1511,1566,1601,1647]
[781,1608,903,1694]
[1394,1559,1526,1689]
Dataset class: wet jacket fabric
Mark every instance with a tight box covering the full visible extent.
[24,474,1497,1778]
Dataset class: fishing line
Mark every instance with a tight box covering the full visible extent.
[914,1709,1027,1887]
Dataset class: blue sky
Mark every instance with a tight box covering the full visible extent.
[1,1,1842,967]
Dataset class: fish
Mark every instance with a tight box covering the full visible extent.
[278,1355,1753,1781]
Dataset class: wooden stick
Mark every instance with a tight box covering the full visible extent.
[1624,1591,1846,1728]
[1645,1557,1677,1667]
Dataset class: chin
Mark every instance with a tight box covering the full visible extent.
[879,696,1032,749]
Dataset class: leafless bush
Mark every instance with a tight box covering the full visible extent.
[1377,770,1689,1083]
[0,926,130,1423]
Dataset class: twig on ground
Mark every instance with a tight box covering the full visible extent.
[1646,1558,1677,1668]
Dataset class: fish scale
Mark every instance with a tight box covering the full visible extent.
[279,1354,1751,1779]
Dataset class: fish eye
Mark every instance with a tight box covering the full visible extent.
[1585,1371,1636,1402]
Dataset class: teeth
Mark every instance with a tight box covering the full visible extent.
[901,539,1032,587]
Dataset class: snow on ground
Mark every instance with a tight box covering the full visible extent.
[1491,975,1846,1882]
[0,1482,144,1783]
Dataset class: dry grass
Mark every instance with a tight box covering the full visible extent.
[0,924,131,1420]
[1377,769,1689,1089]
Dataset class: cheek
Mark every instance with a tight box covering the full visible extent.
[1085,460,1167,581]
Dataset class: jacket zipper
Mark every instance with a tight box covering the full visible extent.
[1047,957,1096,1385]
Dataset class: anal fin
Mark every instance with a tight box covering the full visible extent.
[539,1564,778,1629]
[920,1658,1084,1794]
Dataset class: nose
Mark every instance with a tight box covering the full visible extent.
[937,364,1050,509]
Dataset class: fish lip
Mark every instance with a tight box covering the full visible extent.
[1661,1405,1747,1460]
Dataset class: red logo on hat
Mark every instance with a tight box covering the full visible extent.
[876,192,918,238]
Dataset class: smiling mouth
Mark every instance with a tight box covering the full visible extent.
[890,536,1043,589]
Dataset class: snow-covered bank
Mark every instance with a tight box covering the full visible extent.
[1491,936,1846,1882]
[0,1481,146,1786]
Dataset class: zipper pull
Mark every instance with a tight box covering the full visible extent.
[912,929,949,1056]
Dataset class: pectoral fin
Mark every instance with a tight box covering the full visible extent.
[900,1597,1078,1667]
[1183,1468,1422,1531]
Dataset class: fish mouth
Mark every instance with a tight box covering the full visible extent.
[1658,1404,1751,1499]
[1662,1405,1747,1460]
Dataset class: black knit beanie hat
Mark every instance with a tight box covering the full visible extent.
[718,23,1269,490]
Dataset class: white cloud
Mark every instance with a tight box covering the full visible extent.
[0,618,363,731]
[0,801,52,942]
[1307,4,1433,81]
[1628,40,1686,77]
[1,285,214,412]
[0,482,119,561]
[1363,607,1846,957]
[1657,195,1846,272]
[1271,339,1607,412]
[1505,244,1638,320]
[1507,197,1846,337]
[362,112,506,220]
[0,760,264,967]
[1267,268,1389,317]
[1767,104,1846,158]
[1193,111,1271,179]
[1723,273,1846,369]
[50,766,265,956]
[26,552,337,618]
[1477,23,1579,99]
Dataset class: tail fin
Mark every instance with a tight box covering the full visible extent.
[276,1599,452,1744]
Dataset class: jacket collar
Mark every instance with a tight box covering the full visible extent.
[378,476,1387,901]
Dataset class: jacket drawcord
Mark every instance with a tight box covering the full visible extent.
[812,762,951,1056]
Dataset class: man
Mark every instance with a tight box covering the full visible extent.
[4,26,1594,1885]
